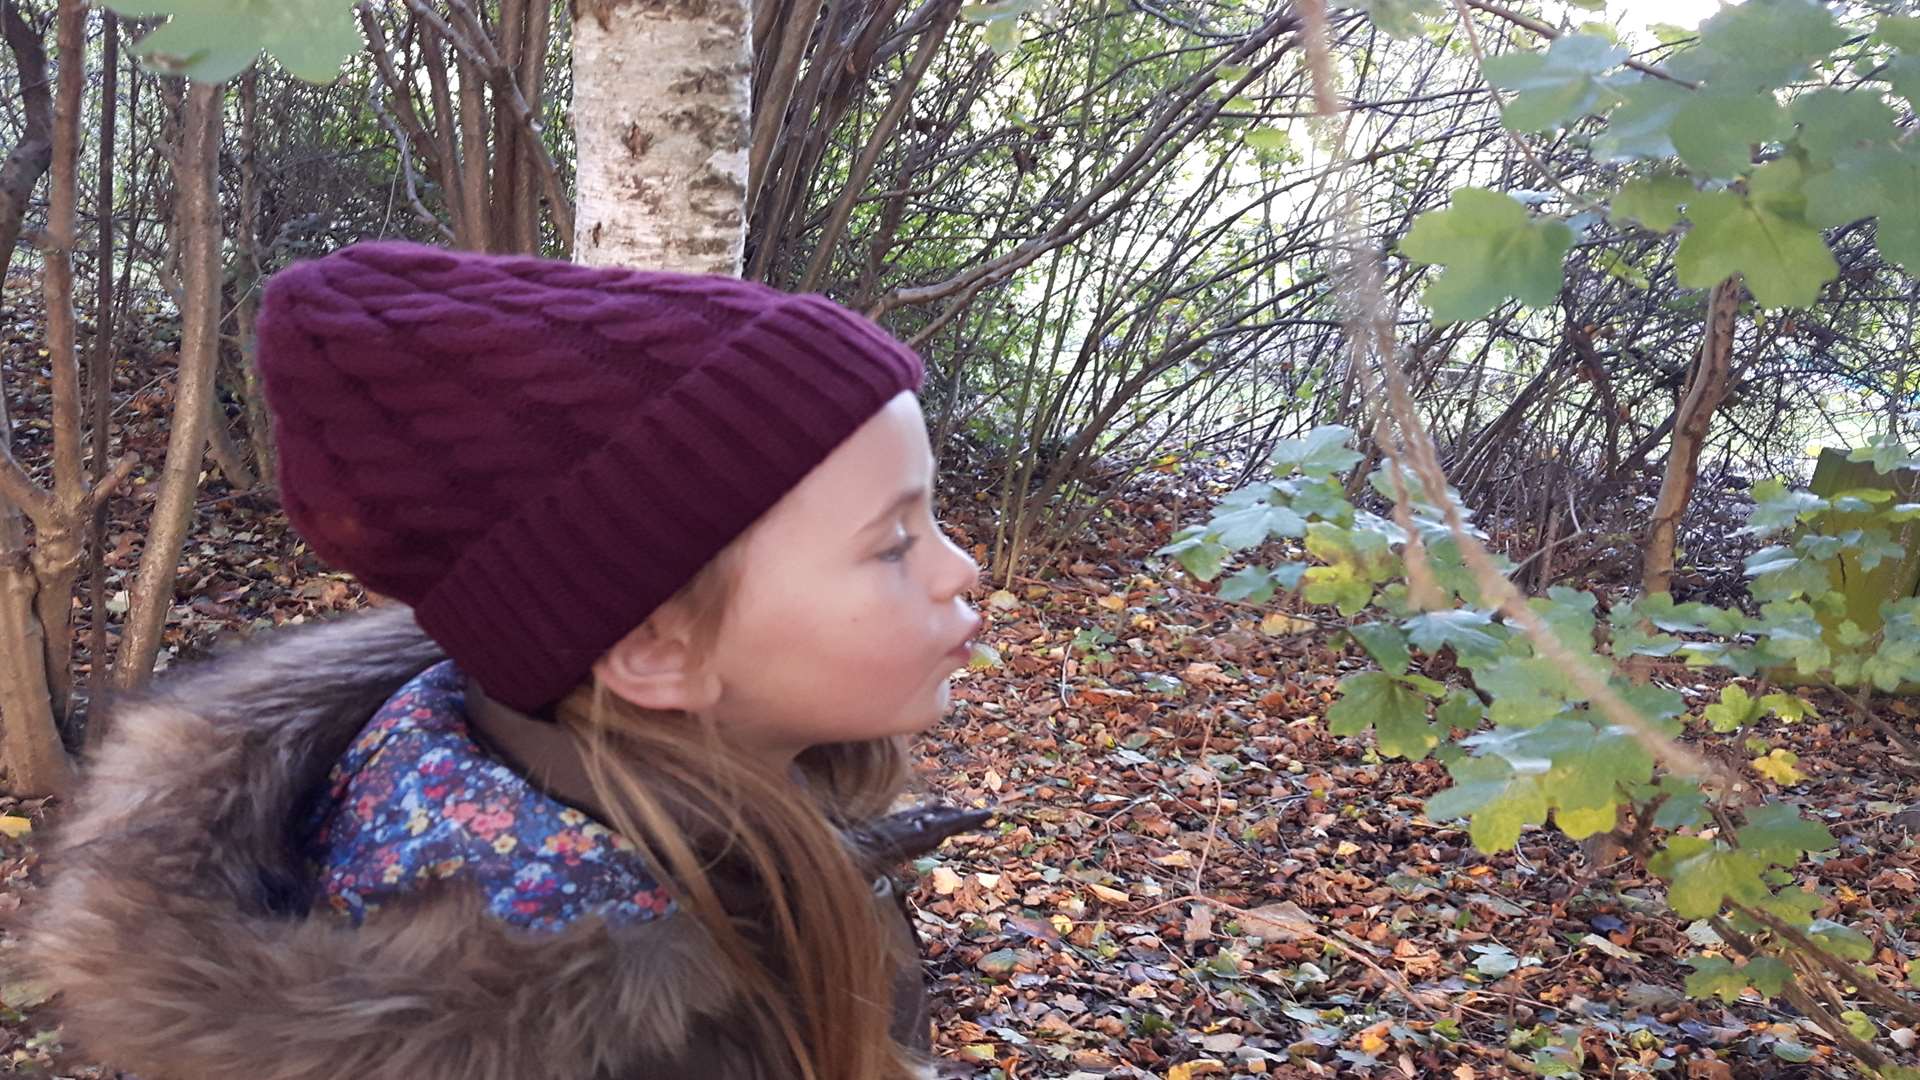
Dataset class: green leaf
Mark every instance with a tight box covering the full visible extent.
[1771,1042,1815,1064]
[1212,500,1308,549]
[1874,14,1920,52]
[1244,126,1289,152]
[1270,426,1362,478]
[1790,89,1898,166]
[1650,836,1769,919]
[1807,918,1873,961]
[1674,156,1838,307]
[1805,147,1920,275]
[1704,685,1763,733]
[1666,0,1845,92]
[1480,33,1625,133]
[1670,89,1787,179]
[1758,692,1814,722]
[1400,188,1575,323]
[1738,802,1836,864]
[1610,174,1695,233]
[1471,655,1580,727]
[1403,609,1504,658]
[1744,477,1829,534]
[1436,688,1484,731]
[114,0,362,84]
[1303,565,1372,615]
[1158,534,1229,582]
[1356,0,1441,39]
[1593,77,1688,161]
[1217,566,1278,603]
[1350,623,1411,675]
[1685,956,1754,1002]
[1327,671,1436,760]
[1425,757,1548,852]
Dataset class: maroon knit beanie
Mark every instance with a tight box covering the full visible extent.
[255,240,924,712]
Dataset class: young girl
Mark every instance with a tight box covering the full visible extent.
[29,240,993,1080]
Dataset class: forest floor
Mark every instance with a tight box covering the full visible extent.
[2,282,1919,1078]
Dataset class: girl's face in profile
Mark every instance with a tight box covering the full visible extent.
[602,390,982,762]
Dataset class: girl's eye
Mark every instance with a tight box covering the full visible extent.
[881,534,918,562]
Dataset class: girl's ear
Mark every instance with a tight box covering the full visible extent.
[592,614,722,714]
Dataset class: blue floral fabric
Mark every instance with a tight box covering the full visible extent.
[302,660,676,933]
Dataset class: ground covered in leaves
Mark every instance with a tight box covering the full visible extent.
[2,284,1919,1078]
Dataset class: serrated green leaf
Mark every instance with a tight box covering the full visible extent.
[1356,0,1441,39]
[1270,425,1362,478]
[1244,126,1289,152]
[1704,685,1763,733]
[1790,88,1898,166]
[1217,566,1278,603]
[1400,188,1575,323]
[1327,671,1435,759]
[1666,0,1845,92]
[1757,692,1814,722]
[1427,769,1549,852]
[1212,500,1308,549]
[1610,174,1694,233]
[1481,33,1625,133]
[1650,836,1770,919]
[1670,89,1787,179]
[1875,14,1920,52]
[1593,76,1688,161]
[1160,533,1229,581]
[1807,918,1873,961]
[1674,156,1838,307]
[1685,955,1753,1002]
[1403,608,1504,658]
[1436,688,1484,731]
[1805,147,1920,275]
[1556,802,1617,839]
[1737,801,1836,864]
[1350,623,1411,675]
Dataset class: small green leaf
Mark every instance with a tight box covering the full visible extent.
[1400,188,1575,323]
[1350,623,1412,675]
[1327,671,1436,760]
[1436,688,1484,731]
[1244,126,1289,152]
[1650,836,1769,919]
[1610,174,1694,233]
[1270,426,1362,478]
[1356,0,1441,39]
[1480,33,1625,133]
[1807,918,1873,961]
[1704,684,1763,733]
[1737,802,1836,864]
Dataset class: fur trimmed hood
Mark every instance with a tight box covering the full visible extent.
[26,606,961,1080]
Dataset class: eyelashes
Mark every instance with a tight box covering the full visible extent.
[880,534,919,562]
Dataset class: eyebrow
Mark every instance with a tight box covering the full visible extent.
[860,486,927,534]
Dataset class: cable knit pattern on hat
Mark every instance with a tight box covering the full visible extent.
[256,241,924,712]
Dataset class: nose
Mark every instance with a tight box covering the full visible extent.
[932,528,981,600]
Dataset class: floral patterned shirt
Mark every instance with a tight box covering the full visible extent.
[302,660,676,933]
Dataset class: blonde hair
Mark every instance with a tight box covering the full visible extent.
[548,530,927,1080]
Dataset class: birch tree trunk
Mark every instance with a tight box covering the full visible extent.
[572,0,752,274]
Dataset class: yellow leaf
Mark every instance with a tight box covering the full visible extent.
[959,1043,997,1063]
[1752,748,1806,785]
[1261,612,1314,636]
[1097,594,1126,612]
[1168,1061,1228,1079]
[0,815,32,838]
[1154,850,1195,868]
[1334,840,1360,857]
[967,643,1002,671]
[1088,882,1130,904]
[1360,1031,1389,1055]
[988,589,1021,610]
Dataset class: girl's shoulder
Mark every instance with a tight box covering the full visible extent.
[303,659,675,932]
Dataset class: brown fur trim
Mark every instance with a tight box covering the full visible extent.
[26,607,766,1080]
